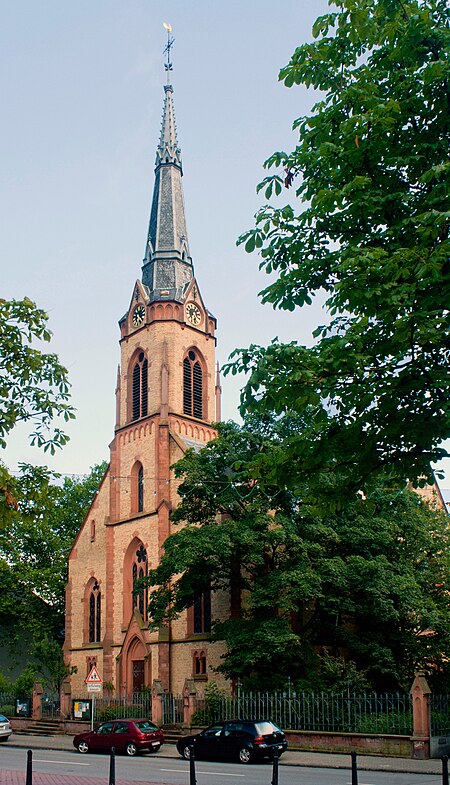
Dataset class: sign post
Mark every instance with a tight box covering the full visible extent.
[85,666,103,730]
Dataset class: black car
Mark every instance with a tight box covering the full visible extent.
[176,720,287,764]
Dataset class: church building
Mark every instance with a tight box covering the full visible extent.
[64,60,229,697]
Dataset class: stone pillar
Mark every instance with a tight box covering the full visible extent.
[183,679,197,726]
[410,671,431,759]
[60,679,72,719]
[32,682,43,720]
[152,679,164,726]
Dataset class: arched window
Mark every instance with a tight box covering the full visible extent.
[132,352,148,421]
[193,650,207,676]
[131,461,144,514]
[193,589,211,634]
[183,350,203,419]
[132,544,148,621]
[138,466,144,512]
[89,581,101,643]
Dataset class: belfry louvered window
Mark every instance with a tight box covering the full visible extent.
[183,350,203,419]
[132,352,148,421]
[89,581,101,643]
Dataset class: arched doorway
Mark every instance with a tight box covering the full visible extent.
[123,636,149,696]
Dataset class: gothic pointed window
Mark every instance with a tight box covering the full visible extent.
[132,544,148,621]
[88,581,101,643]
[138,466,144,512]
[183,350,203,419]
[193,588,211,634]
[131,461,144,514]
[132,352,148,421]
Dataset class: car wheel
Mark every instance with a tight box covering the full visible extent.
[148,744,160,753]
[182,745,192,760]
[126,742,138,757]
[238,747,252,764]
[0,737,9,743]
[77,741,89,754]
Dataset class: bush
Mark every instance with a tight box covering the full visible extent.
[191,682,225,726]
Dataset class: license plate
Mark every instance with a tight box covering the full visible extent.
[277,745,283,749]
[151,741,160,746]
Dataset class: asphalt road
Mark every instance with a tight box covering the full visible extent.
[0,746,443,785]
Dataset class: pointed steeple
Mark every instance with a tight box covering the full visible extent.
[142,50,194,302]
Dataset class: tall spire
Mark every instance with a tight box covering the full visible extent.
[142,26,193,303]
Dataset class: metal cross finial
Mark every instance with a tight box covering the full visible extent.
[163,22,174,81]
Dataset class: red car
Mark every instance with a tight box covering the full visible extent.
[73,718,164,756]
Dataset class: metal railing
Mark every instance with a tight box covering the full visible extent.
[431,694,450,736]
[71,691,153,722]
[194,690,413,735]
[162,692,184,724]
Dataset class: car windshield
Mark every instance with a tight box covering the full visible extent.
[135,721,157,732]
[255,722,282,735]
[0,715,8,722]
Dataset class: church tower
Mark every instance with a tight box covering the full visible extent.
[64,48,225,696]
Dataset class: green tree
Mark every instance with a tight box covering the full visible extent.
[233,0,450,498]
[0,298,74,452]
[31,635,76,695]
[0,461,107,645]
[146,420,450,691]
[0,297,75,524]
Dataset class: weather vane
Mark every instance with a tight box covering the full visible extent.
[163,22,174,80]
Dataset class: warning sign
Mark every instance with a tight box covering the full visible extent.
[86,666,103,685]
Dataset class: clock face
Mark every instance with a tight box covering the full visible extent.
[186,302,202,326]
[132,304,145,327]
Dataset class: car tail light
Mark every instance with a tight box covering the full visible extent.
[253,736,265,745]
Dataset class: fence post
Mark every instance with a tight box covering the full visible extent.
[410,671,431,760]
[183,680,197,726]
[60,678,71,720]
[151,680,164,726]
[351,750,358,785]
[32,682,43,721]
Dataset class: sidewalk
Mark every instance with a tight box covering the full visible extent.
[6,733,442,775]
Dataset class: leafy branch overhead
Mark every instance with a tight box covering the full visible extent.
[0,298,75,453]
[234,0,450,494]
[145,419,450,691]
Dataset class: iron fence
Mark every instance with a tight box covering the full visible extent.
[162,692,184,724]
[431,694,450,736]
[71,691,153,722]
[194,690,413,735]
[42,694,61,718]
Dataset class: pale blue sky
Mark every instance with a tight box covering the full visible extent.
[2,1,448,501]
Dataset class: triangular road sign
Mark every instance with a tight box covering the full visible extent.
[86,665,103,684]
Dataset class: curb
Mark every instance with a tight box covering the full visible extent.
[5,737,442,775]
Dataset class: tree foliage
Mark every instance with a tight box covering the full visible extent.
[146,420,450,691]
[0,297,75,525]
[0,298,74,452]
[0,461,107,647]
[232,0,450,497]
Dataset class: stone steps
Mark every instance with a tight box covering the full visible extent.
[14,721,67,737]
